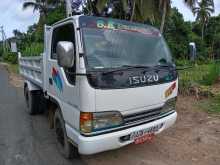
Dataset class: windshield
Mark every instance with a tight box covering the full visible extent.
[82,28,172,70]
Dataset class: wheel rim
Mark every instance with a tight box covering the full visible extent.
[55,119,65,147]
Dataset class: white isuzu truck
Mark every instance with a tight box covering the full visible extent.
[19,15,178,158]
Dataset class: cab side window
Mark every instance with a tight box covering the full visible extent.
[51,23,76,85]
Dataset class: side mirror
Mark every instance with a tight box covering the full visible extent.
[56,41,75,68]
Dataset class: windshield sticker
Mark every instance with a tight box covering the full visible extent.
[52,67,63,92]
[80,17,160,36]
[96,20,160,36]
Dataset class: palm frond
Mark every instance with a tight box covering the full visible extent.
[205,7,214,13]
[184,0,196,9]
[23,2,38,10]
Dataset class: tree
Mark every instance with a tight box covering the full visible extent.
[23,0,49,18]
[95,0,129,18]
[22,0,61,42]
[129,0,160,24]
[164,8,192,59]
[13,29,24,39]
[184,0,197,9]
[159,0,171,33]
[91,0,159,24]
[193,0,214,41]
[204,15,220,59]
[89,0,170,33]
[22,0,62,20]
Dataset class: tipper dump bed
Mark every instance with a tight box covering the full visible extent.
[18,53,43,88]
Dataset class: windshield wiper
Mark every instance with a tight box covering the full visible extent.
[102,65,151,75]
[102,64,176,75]
[154,64,176,70]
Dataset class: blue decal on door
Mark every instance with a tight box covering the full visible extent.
[52,67,63,92]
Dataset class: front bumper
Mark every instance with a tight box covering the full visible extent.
[66,111,177,155]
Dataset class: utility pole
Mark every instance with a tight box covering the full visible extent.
[0,26,9,53]
[0,26,7,53]
[0,26,4,53]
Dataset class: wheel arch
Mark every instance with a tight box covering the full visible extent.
[24,80,41,91]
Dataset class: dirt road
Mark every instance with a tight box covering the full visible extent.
[1,64,220,165]
[83,96,220,165]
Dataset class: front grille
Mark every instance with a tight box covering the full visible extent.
[123,107,162,125]
[82,109,175,137]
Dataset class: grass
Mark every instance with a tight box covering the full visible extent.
[178,62,220,93]
[7,64,19,74]
[197,95,220,114]
[200,63,220,86]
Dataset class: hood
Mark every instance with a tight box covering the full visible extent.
[95,80,178,115]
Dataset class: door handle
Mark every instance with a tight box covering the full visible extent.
[49,77,53,85]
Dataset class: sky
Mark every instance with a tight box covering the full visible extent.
[0,0,39,38]
[171,0,220,21]
[0,0,220,38]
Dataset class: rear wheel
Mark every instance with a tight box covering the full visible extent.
[54,109,79,159]
[24,86,40,115]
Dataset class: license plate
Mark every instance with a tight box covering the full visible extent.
[130,123,164,144]
[134,133,155,144]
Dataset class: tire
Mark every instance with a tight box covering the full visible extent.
[38,94,47,114]
[54,109,79,159]
[24,86,40,115]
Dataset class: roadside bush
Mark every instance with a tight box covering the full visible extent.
[200,63,220,86]
[178,65,205,94]
[178,63,220,94]
[21,42,43,56]
[3,52,17,64]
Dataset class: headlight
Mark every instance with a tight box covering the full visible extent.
[80,111,123,134]
[161,97,177,114]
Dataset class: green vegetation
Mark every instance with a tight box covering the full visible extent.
[192,0,214,41]
[2,0,218,61]
[201,62,220,85]
[21,42,44,56]
[2,52,17,64]
[178,60,220,114]
[197,95,220,114]
[178,62,220,93]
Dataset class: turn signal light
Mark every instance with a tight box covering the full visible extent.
[80,112,92,133]
[165,82,176,98]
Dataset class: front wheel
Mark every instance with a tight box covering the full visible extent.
[54,109,79,159]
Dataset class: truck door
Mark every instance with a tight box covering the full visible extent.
[47,22,80,129]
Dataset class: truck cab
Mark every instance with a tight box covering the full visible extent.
[19,15,178,157]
